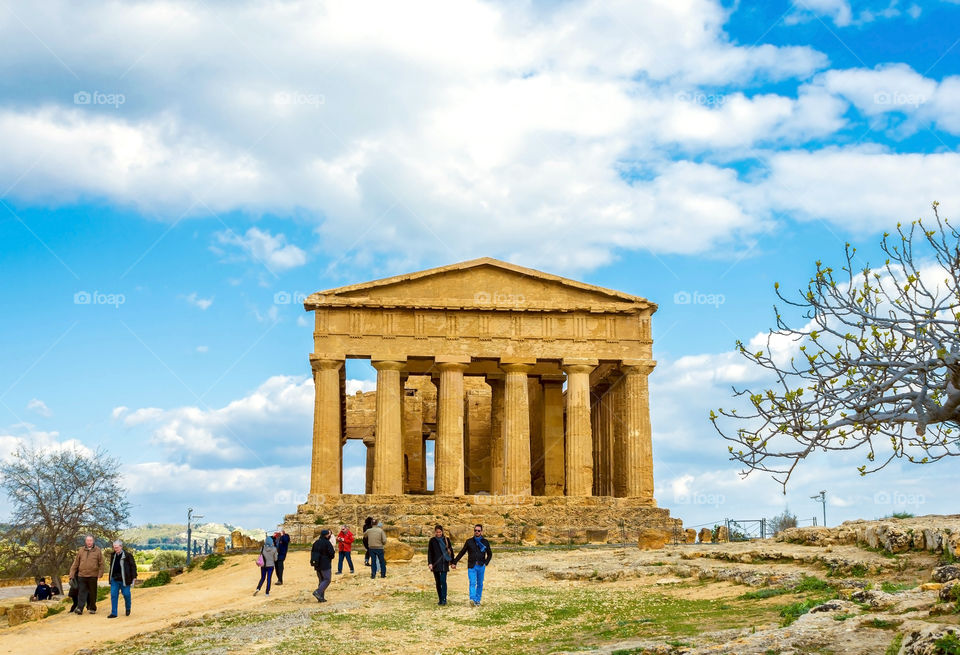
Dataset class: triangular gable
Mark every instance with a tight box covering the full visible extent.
[305,258,655,313]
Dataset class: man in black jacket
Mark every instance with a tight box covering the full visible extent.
[310,529,336,602]
[452,524,493,606]
[106,540,138,618]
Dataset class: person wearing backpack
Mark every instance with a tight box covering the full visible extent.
[253,536,278,597]
[310,529,336,602]
[426,524,455,606]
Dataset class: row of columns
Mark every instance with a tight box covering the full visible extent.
[309,357,655,501]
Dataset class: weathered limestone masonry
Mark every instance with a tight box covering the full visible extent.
[284,258,680,542]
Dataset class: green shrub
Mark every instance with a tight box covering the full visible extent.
[779,597,831,626]
[794,575,832,592]
[200,553,225,570]
[849,564,868,577]
[880,581,916,594]
[96,586,109,601]
[151,550,186,571]
[141,570,172,588]
[934,631,960,655]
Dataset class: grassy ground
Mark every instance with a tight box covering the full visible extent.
[101,579,830,655]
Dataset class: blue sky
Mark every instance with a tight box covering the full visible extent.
[1,0,958,530]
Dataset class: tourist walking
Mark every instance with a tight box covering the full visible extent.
[274,529,290,585]
[69,535,103,614]
[453,524,493,606]
[310,529,336,602]
[364,520,387,579]
[253,536,279,596]
[426,524,455,606]
[336,525,355,574]
[106,540,138,618]
[361,516,374,566]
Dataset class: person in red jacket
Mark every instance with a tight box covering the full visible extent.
[335,525,355,574]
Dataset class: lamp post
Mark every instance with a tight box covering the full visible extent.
[810,490,826,528]
[186,508,204,565]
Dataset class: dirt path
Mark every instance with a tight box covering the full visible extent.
[0,550,390,655]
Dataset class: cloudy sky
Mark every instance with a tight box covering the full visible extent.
[1,0,957,531]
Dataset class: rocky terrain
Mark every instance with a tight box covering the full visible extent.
[0,515,957,654]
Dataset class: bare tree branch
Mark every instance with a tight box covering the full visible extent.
[712,202,960,490]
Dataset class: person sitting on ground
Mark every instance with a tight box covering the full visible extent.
[32,577,52,601]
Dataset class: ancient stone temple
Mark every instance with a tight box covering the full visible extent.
[284,258,680,544]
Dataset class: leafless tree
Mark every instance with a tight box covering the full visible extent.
[712,202,960,489]
[1,446,130,591]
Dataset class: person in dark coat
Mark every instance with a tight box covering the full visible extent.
[452,524,493,606]
[106,540,138,618]
[361,516,374,566]
[310,529,336,602]
[33,578,52,601]
[426,524,455,606]
[274,529,290,585]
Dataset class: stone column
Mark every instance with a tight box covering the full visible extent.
[363,436,375,494]
[501,362,533,496]
[611,382,627,497]
[309,357,343,501]
[563,360,596,497]
[593,383,615,497]
[541,376,565,496]
[372,359,405,495]
[528,378,544,496]
[435,361,468,496]
[487,376,505,494]
[621,362,656,502]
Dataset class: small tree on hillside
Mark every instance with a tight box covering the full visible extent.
[712,203,960,489]
[769,508,798,536]
[0,446,130,591]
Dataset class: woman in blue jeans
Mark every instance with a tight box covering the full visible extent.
[426,524,454,606]
[107,540,138,618]
[254,536,278,596]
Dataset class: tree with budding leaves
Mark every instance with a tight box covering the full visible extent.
[712,202,960,489]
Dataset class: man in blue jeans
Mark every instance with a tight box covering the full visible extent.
[453,524,493,606]
[106,540,138,618]
[364,520,387,578]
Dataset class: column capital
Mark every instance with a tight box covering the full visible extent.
[621,360,657,376]
[562,357,599,367]
[435,355,471,365]
[500,359,534,374]
[372,359,406,372]
[436,361,469,373]
[562,362,596,376]
[540,374,566,386]
[310,356,344,371]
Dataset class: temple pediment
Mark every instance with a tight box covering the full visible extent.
[305,257,654,313]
